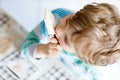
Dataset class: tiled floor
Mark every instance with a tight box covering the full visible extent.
[0,51,79,80]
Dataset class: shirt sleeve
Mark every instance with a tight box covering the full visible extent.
[20,19,51,58]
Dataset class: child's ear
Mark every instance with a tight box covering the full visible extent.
[0,37,12,53]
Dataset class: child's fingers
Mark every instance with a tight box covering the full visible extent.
[57,45,62,50]
[49,43,57,48]
[50,38,58,43]
[49,43,62,50]
[47,40,62,57]
[48,49,61,57]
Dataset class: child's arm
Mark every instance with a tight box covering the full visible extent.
[34,38,61,58]
[20,8,73,59]
[20,23,61,59]
[33,9,61,58]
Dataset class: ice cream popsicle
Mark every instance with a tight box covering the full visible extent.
[44,9,56,38]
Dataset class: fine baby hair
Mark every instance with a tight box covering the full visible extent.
[68,3,120,66]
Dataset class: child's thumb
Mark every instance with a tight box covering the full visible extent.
[50,38,58,43]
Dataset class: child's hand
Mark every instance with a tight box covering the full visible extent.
[48,38,62,57]
[34,37,62,58]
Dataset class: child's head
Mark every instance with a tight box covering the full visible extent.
[55,3,120,66]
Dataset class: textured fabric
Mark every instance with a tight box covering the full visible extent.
[20,8,101,80]
[60,50,101,80]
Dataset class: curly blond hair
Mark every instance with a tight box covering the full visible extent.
[69,3,120,66]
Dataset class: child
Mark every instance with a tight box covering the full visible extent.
[21,2,120,72]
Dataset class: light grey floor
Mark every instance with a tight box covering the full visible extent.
[0,51,79,80]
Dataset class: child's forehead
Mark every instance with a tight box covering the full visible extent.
[62,14,73,22]
[61,14,74,28]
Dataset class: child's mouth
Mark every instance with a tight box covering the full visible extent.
[54,34,60,44]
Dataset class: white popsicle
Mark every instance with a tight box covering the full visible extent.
[44,9,56,37]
